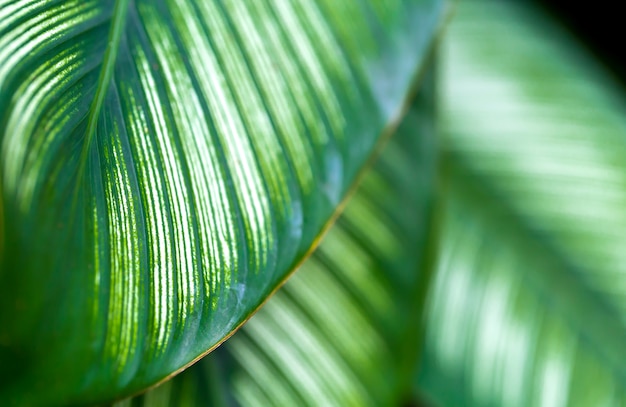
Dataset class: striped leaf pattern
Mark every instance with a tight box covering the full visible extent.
[0,0,444,404]
[114,69,437,407]
[416,1,626,406]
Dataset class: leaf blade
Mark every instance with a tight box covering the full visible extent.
[416,1,626,405]
[0,0,444,404]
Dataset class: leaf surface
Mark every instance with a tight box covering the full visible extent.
[0,0,444,404]
[114,68,438,407]
[416,1,626,405]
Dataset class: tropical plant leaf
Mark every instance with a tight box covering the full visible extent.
[0,0,445,404]
[415,1,626,406]
[112,67,438,407]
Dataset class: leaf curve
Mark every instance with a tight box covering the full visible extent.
[114,66,438,407]
[416,1,626,405]
[0,0,444,404]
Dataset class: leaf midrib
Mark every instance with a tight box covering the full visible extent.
[81,0,130,161]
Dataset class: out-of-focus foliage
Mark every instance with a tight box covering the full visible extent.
[417,0,626,406]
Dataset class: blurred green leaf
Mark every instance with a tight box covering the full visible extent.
[114,68,438,407]
[417,1,626,406]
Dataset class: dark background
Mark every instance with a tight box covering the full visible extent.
[533,0,625,84]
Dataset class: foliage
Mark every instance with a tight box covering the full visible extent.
[1,0,625,406]
[417,2,626,405]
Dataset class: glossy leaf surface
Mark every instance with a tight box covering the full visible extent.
[416,1,626,405]
[0,0,444,404]
[115,68,437,407]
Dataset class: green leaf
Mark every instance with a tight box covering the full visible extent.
[0,0,445,404]
[113,67,438,407]
[416,1,626,405]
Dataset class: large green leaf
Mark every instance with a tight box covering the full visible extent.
[0,0,445,404]
[113,67,437,407]
[416,0,626,405]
